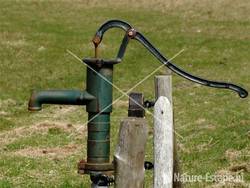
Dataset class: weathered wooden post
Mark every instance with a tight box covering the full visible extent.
[114,93,148,188]
[154,74,182,188]
[154,96,173,188]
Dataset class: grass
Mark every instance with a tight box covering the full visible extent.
[0,0,249,187]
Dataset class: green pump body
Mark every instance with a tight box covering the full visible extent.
[85,63,114,171]
[28,59,116,174]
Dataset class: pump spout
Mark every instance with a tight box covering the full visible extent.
[28,90,95,111]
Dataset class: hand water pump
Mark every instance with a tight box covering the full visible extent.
[28,20,248,186]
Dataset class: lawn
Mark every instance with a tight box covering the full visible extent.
[0,0,249,187]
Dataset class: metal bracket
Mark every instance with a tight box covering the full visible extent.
[144,161,154,170]
[128,92,145,117]
[144,100,155,108]
[90,173,114,187]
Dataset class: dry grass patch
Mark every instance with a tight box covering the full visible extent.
[225,149,250,163]
[113,100,128,108]
[206,149,250,187]
[0,98,16,108]
[0,121,86,148]
[229,164,250,173]
[0,32,29,48]
[0,111,8,116]
[13,144,80,160]
[52,106,80,118]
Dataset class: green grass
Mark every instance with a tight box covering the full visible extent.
[0,0,249,187]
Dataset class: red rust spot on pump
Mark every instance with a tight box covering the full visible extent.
[127,28,137,38]
[92,36,101,46]
[92,35,102,58]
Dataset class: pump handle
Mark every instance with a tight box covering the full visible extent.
[92,20,248,98]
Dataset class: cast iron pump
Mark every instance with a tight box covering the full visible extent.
[28,20,248,185]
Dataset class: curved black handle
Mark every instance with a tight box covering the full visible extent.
[92,19,132,45]
[93,20,248,98]
[134,32,248,98]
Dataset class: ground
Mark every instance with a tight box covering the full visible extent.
[0,0,249,187]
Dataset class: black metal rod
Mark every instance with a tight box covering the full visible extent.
[93,20,132,44]
[93,20,248,98]
[116,34,130,60]
[134,32,248,98]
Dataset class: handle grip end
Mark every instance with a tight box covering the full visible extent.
[239,90,248,98]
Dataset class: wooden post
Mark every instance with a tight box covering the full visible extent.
[154,96,173,188]
[154,75,182,188]
[114,117,148,188]
[155,75,172,104]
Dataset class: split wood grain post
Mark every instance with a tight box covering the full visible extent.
[114,117,148,188]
